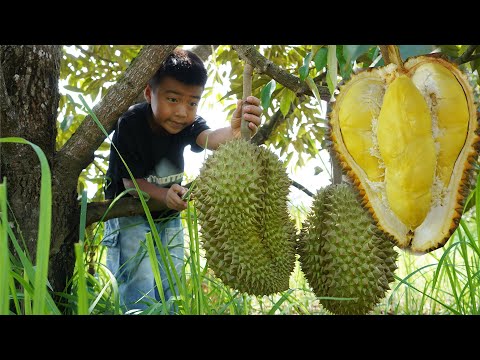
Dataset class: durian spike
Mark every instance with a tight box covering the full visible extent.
[241,63,254,141]
[379,45,404,71]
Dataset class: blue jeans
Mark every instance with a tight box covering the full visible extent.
[102,214,184,313]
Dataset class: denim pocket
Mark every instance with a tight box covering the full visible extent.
[102,218,120,247]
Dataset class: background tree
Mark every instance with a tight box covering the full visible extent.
[1,44,478,299]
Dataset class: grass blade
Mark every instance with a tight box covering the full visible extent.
[74,243,89,315]
[0,179,11,314]
[145,231,168,314]
[0,138,52,315]
[268,289,294,315]
[7,226,60,314]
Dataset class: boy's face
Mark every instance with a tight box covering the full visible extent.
[145,76,204,134]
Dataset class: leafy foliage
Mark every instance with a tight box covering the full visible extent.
[57,45,479,201]
[58,45,142,201]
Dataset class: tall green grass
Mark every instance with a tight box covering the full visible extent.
[0,179,11,314]
[0,137,58,315]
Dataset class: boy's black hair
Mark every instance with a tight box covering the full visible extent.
[148,48,208,89]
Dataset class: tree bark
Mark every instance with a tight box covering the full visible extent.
[1,45,179,297]
[1,45,61,262]
[232,45,331,101]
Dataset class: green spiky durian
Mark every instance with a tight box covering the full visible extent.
[193,138,297,296]
[298,183,398,315]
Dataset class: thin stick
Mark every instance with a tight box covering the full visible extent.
[379,45,404,70]
[241,63,254,140]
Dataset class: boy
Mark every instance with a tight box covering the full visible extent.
[102,48,262,313]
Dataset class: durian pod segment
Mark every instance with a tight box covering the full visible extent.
[330,54,480,254]
[193,138,297,296]
[298,183,398,315]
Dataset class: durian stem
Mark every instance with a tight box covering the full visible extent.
[241,63,254,141]
[379,45,404,70]
[327,101,343,185]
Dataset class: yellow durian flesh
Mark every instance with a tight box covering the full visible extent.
[338,77,385,182]
[330,55,479,253]
[410,62,469,189]
[377,74,436,229]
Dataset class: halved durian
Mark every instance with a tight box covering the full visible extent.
[330,54,480,253]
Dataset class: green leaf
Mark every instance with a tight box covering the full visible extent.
[343,45,374,65]
[280,88,295,117]
[63,85,83,92]
[284,151,294,165]
[314,47,328,71]
[314,166,323,175]
[336,46,352,80]
[312,45,322,57]
[260,79,277,110]
[470,49,480,75]
[305,77,325,114]
[299,52,313,81]
[60,115,74,132]
[327,45,337,101]
[98,141,111,152]
[326,75,334,100]
[438,45,460,58]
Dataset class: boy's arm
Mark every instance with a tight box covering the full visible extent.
[196,96,262,150]
[123,178,188,212]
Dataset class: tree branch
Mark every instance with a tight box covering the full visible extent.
[85,198,167,226]
[379,45,404,68]
[251,106,290,146]
[56,45,178,177]
[85,178,316,225]
[232,45,331,101]
[455,45,479,65]
[291,180,314,197]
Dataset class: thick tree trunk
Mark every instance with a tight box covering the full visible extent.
[1,45,178,301]
[1,45,63,257]
[0,45,77,294]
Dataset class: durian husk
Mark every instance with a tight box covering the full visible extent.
[329,54,480,254]
[298,183,398,315]
[193,138,297,296]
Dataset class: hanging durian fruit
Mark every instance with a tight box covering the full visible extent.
[193,64,297,296]
[298,183,398,315]
[329,47,480,254]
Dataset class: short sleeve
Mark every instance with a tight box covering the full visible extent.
[114,116,148,179]
[187,115,210,153]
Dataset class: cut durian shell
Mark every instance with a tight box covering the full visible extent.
[193,138,297,296]
[330,54,480,254]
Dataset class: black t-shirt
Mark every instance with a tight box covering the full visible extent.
[104,102,210,218]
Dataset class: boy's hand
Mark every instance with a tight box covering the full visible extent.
[166,183,188,211]
[231,96,262,138]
